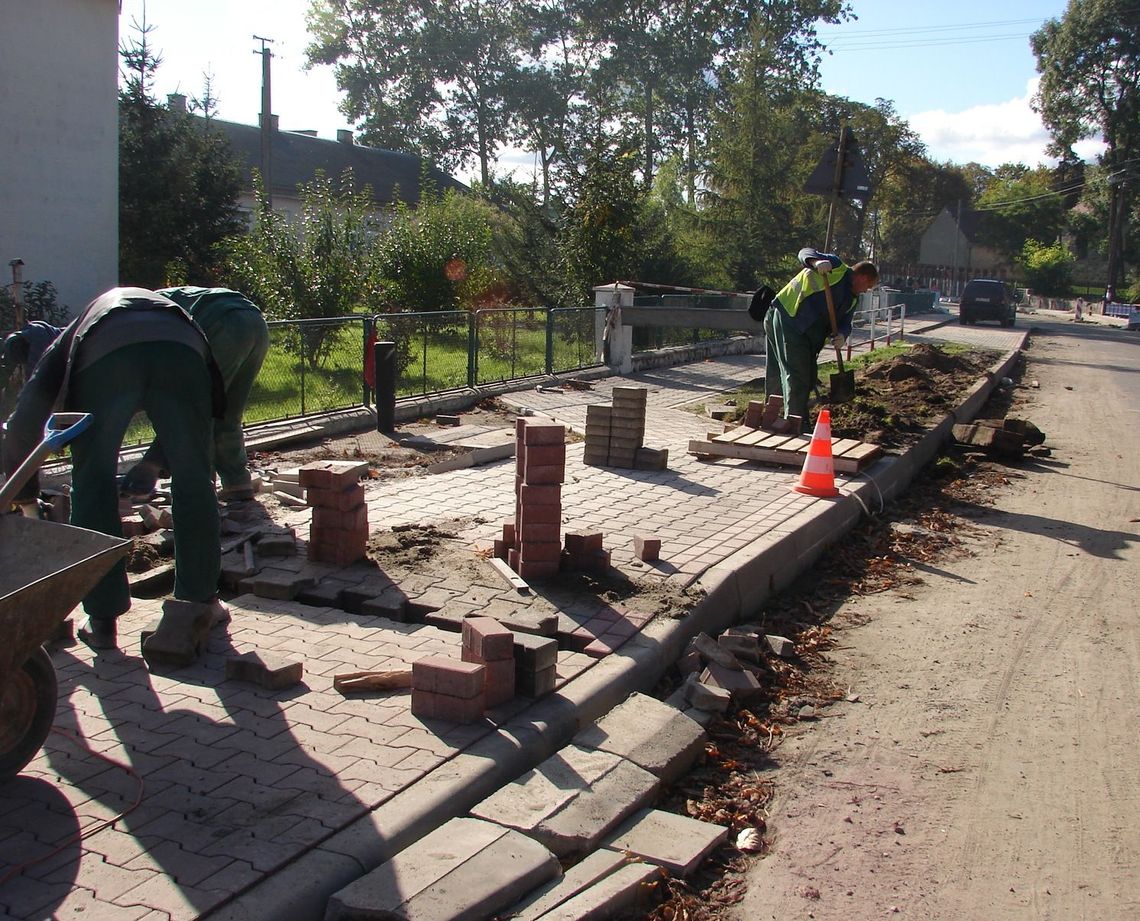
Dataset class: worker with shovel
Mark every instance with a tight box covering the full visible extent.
[763,248,878,424]
[120,287,269,502]
[2,287,224,651]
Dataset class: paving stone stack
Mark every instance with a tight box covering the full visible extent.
[462,616,515,707]
[562,530,610,573]
[513,632,559,697]
[411,655,486,723]
[511,420,566,580]
[582,387,668,471]
[301,460,371,566]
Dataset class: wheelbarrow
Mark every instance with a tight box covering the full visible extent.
[0,413,130,783]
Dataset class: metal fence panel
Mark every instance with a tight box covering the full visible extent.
[549,307,605,374]
[373,310,471,396]
[474,307,547,385]
[251,317,369,421]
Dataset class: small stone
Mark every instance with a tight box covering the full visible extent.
[798,705,817,720]
[765,634,795,658]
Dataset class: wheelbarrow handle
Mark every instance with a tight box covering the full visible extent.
[0,412,92,510]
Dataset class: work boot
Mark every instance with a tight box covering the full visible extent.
[78,618,117,651]
[218,483,256,502]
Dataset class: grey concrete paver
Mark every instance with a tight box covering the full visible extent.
[1,333,1019,920]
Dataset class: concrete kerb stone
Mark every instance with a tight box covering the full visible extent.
[201,343,1028,921]
[325,817,560,921]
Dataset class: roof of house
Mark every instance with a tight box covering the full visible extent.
[944,204,995,242]
[209,117,466,206]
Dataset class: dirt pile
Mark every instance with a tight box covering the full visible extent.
[828,344,997,446]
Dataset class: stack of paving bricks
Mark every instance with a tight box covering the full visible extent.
[513,632,559,697]
[411,655,486,723]
[510,419,567,580]
[562,531,610,573]
[301,459,371,566]
[462,616,515,707]
[582,386,668,470]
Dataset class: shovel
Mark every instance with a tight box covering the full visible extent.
[820,274,856,403]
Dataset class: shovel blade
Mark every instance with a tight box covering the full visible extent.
[829,369,856,403]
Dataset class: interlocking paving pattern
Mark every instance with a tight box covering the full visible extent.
[3,332,998,919]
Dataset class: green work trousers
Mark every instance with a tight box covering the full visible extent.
[68,342,220,621]
[141,307,269,489]
[763,307,828,421]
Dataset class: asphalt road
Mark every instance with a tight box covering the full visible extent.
[731,314,1140,920]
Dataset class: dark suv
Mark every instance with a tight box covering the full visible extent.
[959,279,1017,327]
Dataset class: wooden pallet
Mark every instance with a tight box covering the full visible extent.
[688,425,882,473]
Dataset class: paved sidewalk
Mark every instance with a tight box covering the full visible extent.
[1,319,1023,921]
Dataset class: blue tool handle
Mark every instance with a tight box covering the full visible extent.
[43,413,92,451]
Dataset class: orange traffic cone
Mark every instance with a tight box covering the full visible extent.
[791,409,839,498]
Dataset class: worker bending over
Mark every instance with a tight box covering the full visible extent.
[764,248,878,421]
[121,286,269,501]
[2,287,223,650]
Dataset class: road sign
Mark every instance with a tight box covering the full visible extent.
[804,130,873,202]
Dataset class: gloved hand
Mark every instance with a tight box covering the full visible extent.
[813,259,832,275]
[831,334,846,352]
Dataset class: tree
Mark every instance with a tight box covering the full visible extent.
[118,17,243,287]
[307,0,522,185]
[376,186,499,312]
[222,171,381,366]
[1032,0,1140,289]
[973,164,1068,261]
[1020,239,1074,295]
[698,23,811,291]
[558,146,648,302]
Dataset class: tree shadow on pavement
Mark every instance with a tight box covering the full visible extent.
[955,501,1140,560]
[15,622,386,920]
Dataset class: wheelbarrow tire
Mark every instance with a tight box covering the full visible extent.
[0,646,58,784]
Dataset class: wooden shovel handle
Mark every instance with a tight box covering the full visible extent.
[820,273,846,372]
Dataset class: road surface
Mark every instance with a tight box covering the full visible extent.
[731,315,1140,920]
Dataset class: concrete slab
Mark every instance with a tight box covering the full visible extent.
[604,808,729,876]
[573,692,707,785]
[505,850,630,921]
[469,745,660,858]
[325,817,559,921]
[526,861,664,920]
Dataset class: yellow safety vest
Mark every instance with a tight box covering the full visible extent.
[775,264,849,317]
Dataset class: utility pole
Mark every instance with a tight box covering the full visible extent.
[823,123,847,254]
[9,259,25,329]
[254,35,274,210]
[951,199,961,299]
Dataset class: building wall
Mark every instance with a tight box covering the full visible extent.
[0,0,119,318]
[918,209,1004,274]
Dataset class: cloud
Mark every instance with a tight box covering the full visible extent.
[909,78,1105,168]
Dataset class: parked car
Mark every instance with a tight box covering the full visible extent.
[959,279,1017,327]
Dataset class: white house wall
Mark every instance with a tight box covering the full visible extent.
[0,0,119,318]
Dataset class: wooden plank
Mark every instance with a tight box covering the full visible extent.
[714,426,759,444]
[837,443,883,463]
[829,438,862,456]
[691,435,882,474]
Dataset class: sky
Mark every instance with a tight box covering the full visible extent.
[118,0,1104,183]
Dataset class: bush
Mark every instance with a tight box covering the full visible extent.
[0,280,69,331]
[376,187,499,313]
[1019,239,1074,296]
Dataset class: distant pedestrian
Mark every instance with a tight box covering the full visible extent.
[1074,297,1085,322]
